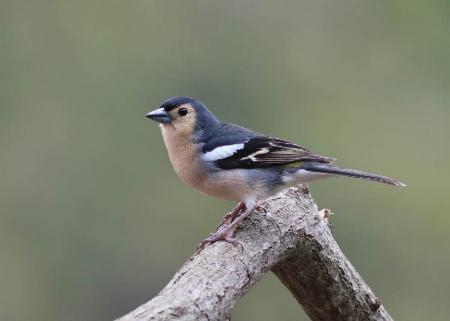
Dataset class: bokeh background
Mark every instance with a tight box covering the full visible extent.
[1,1,449,320]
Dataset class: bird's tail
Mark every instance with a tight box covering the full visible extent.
[302,162,406,187]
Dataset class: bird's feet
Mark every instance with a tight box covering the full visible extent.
[197,202,256,252]
[216,202,246,230]
[197,225,243,252]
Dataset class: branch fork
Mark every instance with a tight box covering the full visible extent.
[117,187,393,321]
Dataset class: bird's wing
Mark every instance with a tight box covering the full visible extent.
[202,135,334,170]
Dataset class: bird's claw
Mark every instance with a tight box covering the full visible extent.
[216,202,246,230]
[197,229,244,252]
[197,202,251,253]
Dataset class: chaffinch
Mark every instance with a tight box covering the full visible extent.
[146,96,405,247]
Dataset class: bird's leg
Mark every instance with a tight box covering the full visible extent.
[197,204,256,251]
[217,202,246,229]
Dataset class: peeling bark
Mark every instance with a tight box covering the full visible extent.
[116,187,393,321]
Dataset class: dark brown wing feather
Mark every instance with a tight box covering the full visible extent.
[215,136,334,169]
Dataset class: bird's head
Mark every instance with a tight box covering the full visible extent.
[146,96,220,141]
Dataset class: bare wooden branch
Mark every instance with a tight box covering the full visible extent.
[116,187,393,321]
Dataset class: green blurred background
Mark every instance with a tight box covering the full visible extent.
[1,1,449,320]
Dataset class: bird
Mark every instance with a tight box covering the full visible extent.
[146,96,405,247]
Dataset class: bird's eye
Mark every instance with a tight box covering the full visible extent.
[178,107,188,117]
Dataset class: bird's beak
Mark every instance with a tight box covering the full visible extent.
[146,108,172,124]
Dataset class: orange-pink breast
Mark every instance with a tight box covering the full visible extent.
[161,125,252,202]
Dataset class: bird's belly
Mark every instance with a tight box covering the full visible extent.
[198,170,253,202]
[168,154,248,201]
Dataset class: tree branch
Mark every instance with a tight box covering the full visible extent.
[116,187,393,321]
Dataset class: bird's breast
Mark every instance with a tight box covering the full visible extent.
[160,126,253,202]
[161,126,207,189]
